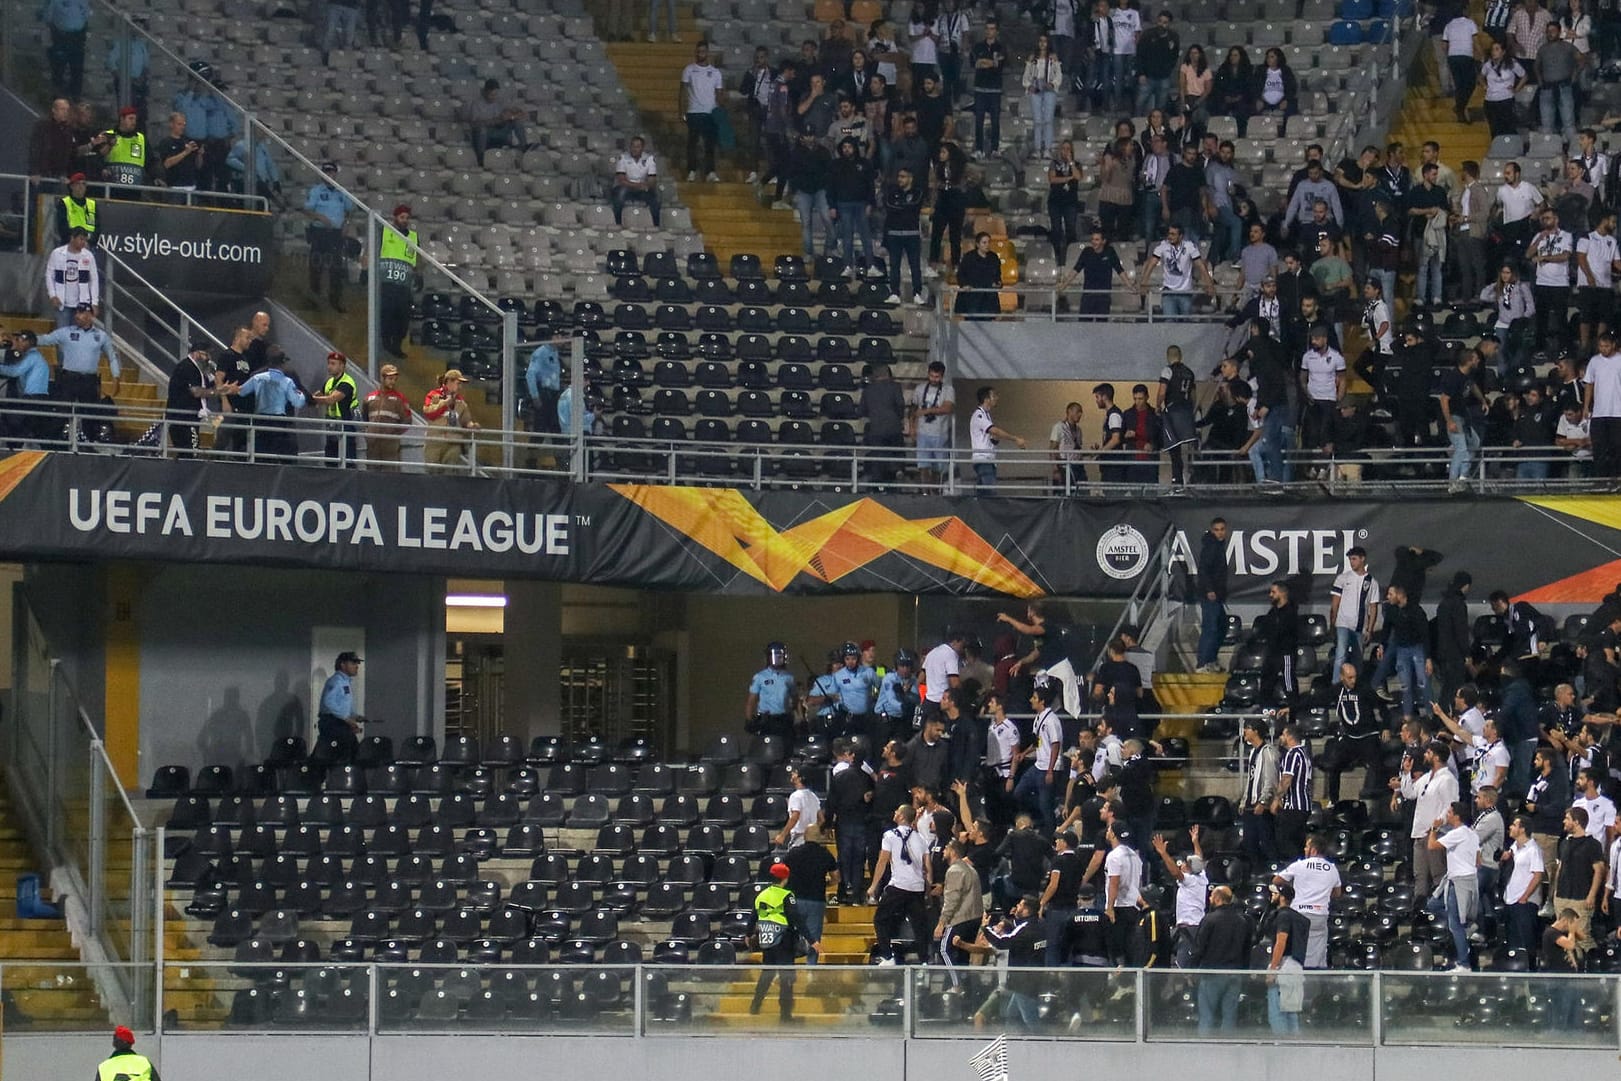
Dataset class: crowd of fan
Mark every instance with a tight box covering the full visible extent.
[751,561,1620,1033]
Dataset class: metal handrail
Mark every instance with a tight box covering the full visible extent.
[0,397,1608,493]
[937,282,1234,323]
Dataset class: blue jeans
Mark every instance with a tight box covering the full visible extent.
[794,190,832,256]
[916,429,949,471]
[1506,739,1536,798]
[1198,974,1240,1034]
[1197,597,1226,667]
[974,462,997,490]
[1392,643,1428,718]
[1369,267,1396,308]
[647,0,677,36]
[1042,905,1076,965]
[1161,291,1192,317]
[1425,879,1470,968]
[1135,73,1172,114]
[323,4,359,52]
[1108,53,1135,111]
[1029,89,1057,153]
[1516,458,1550,480]
[1013,767,1057,830]
[1248,436,1267,482]
[1210,205,1243,263]
[1539,80,1575,133]
[1260,405,1294,482]
[834,201,875,267]
[1003,990,1041,1027]
[798,898,826,964]
[973,90,1002,153]
[1332,627,1361,677]
[1447,424,1480,481]
[1137,188,1162,243]
[1415,251,1443,305]
[1265,984,1300,1034]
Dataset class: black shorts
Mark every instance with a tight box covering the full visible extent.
[1579,285,1614,327]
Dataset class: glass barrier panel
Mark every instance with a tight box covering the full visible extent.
[1143,968,1373,1044]
[373,964,636,1035]
[910,965,1137,1040]
[0,962,151,1032]
[162,961,371,1032]
[1380,972,1618,1048]
[644,964,903,1036]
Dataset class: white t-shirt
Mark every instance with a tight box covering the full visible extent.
[908,19,939,66]
[1573,794,1617,840]
[1330,569,1379,632]
[1278,855,1341,913]
[1531,228,1573,288]
[970,405,996,461]
[911,379,955,435]
[1105,844,1142,906]
[1579,230,1619,289]
[1586,351,1621,418]
[1505,838,1545,903]
[1175,870,1208,926]
[1438,824,1481,879]
[1363,299,1393,353]
[786,787,822,838]
[1109,6,1140,53]
[1261,67,1286,105]
[1443,15,1480,54]
[1496,180,1544,223]
[881,825,929,891]
[681,62,724,113]
[1482,59,1525,102]
[1153,238,1200,293]
[1050,418,1081,461]
[614,151,657,184]
[1558,413,1592,457]
[987,718,1019,776]
[921,642,959,702]
[1032,708,1064,770]
[1301,346,1346,402]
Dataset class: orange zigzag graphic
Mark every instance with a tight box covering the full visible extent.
[609,485,1045,597]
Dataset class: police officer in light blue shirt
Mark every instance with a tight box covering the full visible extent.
[317,650,364,760]
[526,342,561,436]
[39,306,119,445]
[41,0,90,98]
[807,649,845,730]
[0,330,55,445]
[745,641,798,745]
[302,162,353,310]
[875,650,919,735]
[809,641,877,738]
[232,351,306,460]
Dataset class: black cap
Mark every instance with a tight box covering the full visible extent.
[74,301,94,312]
[320,161,338,174]
[188,338,210,353]
[335,650,363,665]
[1112,826,1133,844]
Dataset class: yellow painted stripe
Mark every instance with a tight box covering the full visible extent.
[103,565,142,787]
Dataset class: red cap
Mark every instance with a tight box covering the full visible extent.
[769,862,790,880]
[113,1025,136,1046]
[392,203,411,217]
[68,172,86,183]
[859,639,876,652]
[118,106,137,118]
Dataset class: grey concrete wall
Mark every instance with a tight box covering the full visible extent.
[8,1032,1619,1081]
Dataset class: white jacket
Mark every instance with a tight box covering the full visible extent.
[1400,766,1460,839]
[46,243,99,311]
[1023,56,1064,92]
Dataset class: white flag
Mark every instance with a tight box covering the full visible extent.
[968,1034,1008,1081]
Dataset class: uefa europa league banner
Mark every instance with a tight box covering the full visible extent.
[1,452,1620,603]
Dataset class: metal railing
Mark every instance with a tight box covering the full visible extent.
[1,172,267,252]
[3,587,152,1026]
[3,962,1618,1047]
[1,397,1611,497]
[937,284,1234,323]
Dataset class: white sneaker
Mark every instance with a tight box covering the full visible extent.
[884,293,901,304]
[1450,963,1471,973]
[771,200,791,210]
[866,265,884,279]
[706,171,721,182]
[912,291,929,305]
[647,32,657,40]
[671,32,682,41]
[686,170,697,181]
[745,171,759,184]
[923,265,939,280]
[873,956,897,967]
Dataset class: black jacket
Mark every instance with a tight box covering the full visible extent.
[1197,529,1229,601]
[826,152,875,205]
[1256,600,1299,656]
[883,183,925,236]
[1191,903,1252,968]
[786,140,831,194]
[1389,546,1443,604]
[826,762,874,824]
[1384,598,1428,649]
[1434,580,1471,670]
